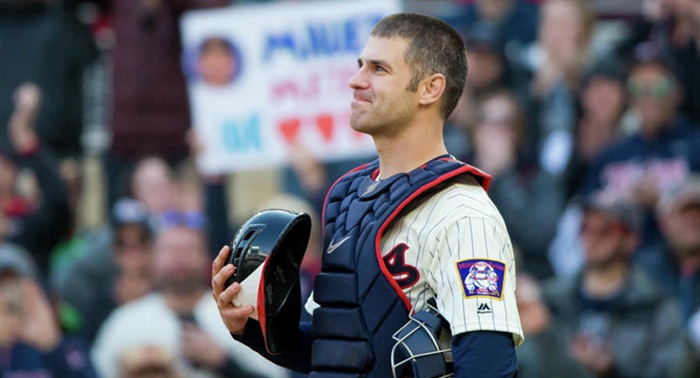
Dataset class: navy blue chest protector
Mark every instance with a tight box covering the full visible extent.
[310,156,490,378]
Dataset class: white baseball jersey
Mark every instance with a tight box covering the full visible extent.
[306,174,524,347]
[380,174,524,347]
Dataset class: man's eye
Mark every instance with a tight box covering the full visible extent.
[375,66,386,72]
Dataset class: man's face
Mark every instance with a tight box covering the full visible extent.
[132,159,175,215]
[628,64,679,133]
[198,45,236,87]
[466,49,504,91]
[114,225,153,275]
[581,77,626,124]
[662,202,700,256]
[580,211,633,268]
[152,226,208,295]
[349,36,421,136]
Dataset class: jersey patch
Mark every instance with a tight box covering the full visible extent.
[456,259,506,300]
[383,243,420,289]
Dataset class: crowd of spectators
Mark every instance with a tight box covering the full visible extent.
[1,0,700,377]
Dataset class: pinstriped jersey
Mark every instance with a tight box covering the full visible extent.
[379,174,524,347]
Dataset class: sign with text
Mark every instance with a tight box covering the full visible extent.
[181,0,401,173]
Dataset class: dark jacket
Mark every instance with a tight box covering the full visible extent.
[542,266,685,378]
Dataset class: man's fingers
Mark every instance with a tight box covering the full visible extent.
[222,304,255,319]
[212,245,231,277]
[217,281,241,308]
[211,263,235,298]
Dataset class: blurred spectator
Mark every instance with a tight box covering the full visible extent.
[444,86,477,161]
[282,143,370,217]
[566,58,628,197]
[0,0,97,158]
[542,193,684,377]
[0,247,97,377]
[514,273,578,378]
[91,224,287,378]
[529,0,596,179]
[637,174,700,322]
[616,0,674,61]
[129,156,178,229]
[456,0,539,47]
[57,198,155,346]
[1,83,70,276]
[118,344,181,378]
[463,22,511,98]
[669,0,700,126]
[582,58,700,246]
[472,89,565,279]
[79,0,230,208]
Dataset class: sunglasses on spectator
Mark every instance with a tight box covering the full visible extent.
[627,78,674,98]
[160,210,206,230]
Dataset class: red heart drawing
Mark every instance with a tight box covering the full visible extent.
[316,114,334,142]
[278,118,301,145]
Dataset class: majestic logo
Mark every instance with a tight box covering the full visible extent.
[383,243,419,289]
[456,259,506,300]
[477,303,492,314]
[327,235,351,254]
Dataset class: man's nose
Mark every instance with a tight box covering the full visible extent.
[349,66,369,90]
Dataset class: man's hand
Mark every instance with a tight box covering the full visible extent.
[181,322,226,368]
[9,83,41,155]
[18,280,61,352]
[569,333,615,375]
[211,246,254,336]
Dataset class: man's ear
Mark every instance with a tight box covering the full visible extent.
[418,73,446,107]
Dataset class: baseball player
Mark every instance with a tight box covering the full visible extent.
[212,12,524,377]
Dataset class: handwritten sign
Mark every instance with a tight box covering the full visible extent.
[181,0,401,174]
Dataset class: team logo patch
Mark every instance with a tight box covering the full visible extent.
[456,259,506,300]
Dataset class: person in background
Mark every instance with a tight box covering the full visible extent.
[669,0,700,126]
[72,0,230,208]
[543,193,684,377]
[471,89,565,279]
[582,58,700,247]
[1,83,70,277]
[0,247,97,377]
[92,223,288,378]
[57,198,156,346]
[0,0,97,159]
[636,174,700,323]
[529,0,596,181]
[455,0,539,47]
[566,58,628,197]
[129,156,178,225]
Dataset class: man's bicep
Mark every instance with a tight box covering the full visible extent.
[430,217,523,345]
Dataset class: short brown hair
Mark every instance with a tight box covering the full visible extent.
[371,13,468,120]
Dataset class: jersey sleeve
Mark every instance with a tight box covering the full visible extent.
[427,216,524,346]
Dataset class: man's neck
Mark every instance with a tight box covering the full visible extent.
[163,289,207,316]
[372,116,447,178]
[582,262,629,299]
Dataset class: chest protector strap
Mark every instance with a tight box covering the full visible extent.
[310,157,490,378]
